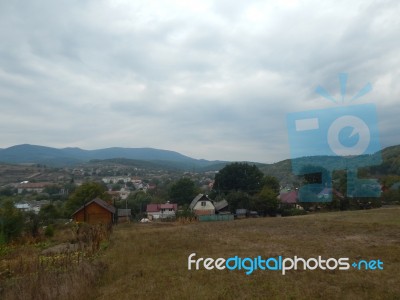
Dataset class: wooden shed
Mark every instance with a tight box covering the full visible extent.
[72,198,116,225]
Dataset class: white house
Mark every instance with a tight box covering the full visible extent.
[146,202,178,220]
[189,194,215,216]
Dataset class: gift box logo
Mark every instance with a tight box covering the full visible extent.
[286,74,382,201]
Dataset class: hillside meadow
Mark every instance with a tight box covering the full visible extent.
[97,207,400,300]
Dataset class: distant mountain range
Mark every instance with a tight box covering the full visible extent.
[1,144,400,179]
[0,144,226,170]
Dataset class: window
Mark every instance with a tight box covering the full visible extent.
[201,201,206,207]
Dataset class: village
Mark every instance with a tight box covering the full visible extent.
[6,162,392,228]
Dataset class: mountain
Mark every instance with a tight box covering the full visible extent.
[1,143,400,177]
[0,144,225,169]
[259,145,400,184]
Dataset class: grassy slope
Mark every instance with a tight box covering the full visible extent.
[97,208,400,300]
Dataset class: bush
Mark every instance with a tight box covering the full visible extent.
[175,208,196,219]
[281,208,307,217]
[44,225,55,237]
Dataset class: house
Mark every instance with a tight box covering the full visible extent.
[146,202,178,220]
[214,199,229,213]
[72,198,116,225]
[15,200,50,214]
[17,182,51,194]
[279,190,298,208]
[189,194,215,216]
[15,203,31,212]
[117,208,132,223]
[107,188,130,201]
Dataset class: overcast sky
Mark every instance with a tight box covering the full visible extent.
[0,0,399,163]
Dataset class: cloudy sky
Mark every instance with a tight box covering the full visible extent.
[0,0,399,163]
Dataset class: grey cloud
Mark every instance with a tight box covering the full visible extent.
[0,0,399,162]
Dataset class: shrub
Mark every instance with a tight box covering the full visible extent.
[45,225,55,237]
[281,208,307,217]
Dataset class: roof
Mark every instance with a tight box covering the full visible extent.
[161,203,177,209]
[189,194,213,210]
[280,190,298,204]
[146,203,178,212]
[214,199,228,211]
[15,203,30,209]
[17,182,51,189]
[147,203,160,212]
[72,198,116,216]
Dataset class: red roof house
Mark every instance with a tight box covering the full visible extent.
[146,202,178,220]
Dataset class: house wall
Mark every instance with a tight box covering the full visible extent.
[148,210,176,220]
[73,203,113,225]
[193,200,215,215]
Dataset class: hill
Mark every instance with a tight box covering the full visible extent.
[1,144,400,178]
[0,144,225,170]
[259,145,400,184]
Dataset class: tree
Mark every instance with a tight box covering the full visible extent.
[226,191,252,211]
[111,184,122,191]
[43,184,61,195]
[263,175,280,195]
[25,211,40,238]
[214,163,265,195]
[168,178,198,206]
[65,182,110,216]
[0,200,24,243]
[126,191,152,216]
[39,204,60,224]
[251,176,280,216]
[0,187,15,197]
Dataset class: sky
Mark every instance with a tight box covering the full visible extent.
[0,0,399,163]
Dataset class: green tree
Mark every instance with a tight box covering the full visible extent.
[226,191,252,211]
[126,191,152,216]
[126,181,135,190]
[65,182,110,216]
[111,184,122,191]
[0,187,15,197]
[252,187,280,216]
[214,163,265,195]
[168,178,198,206]
[25,211,40,238]
[39,204,60,224]
[0,200,24,243]
[43,184,61,195]
[263,175,280,195]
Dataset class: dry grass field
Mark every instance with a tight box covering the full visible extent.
[97,207,400,300]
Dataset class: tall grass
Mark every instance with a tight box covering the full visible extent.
[97,208,400,299]
[0,223,111,300]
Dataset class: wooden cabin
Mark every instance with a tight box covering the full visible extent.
[72,198,116,225]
